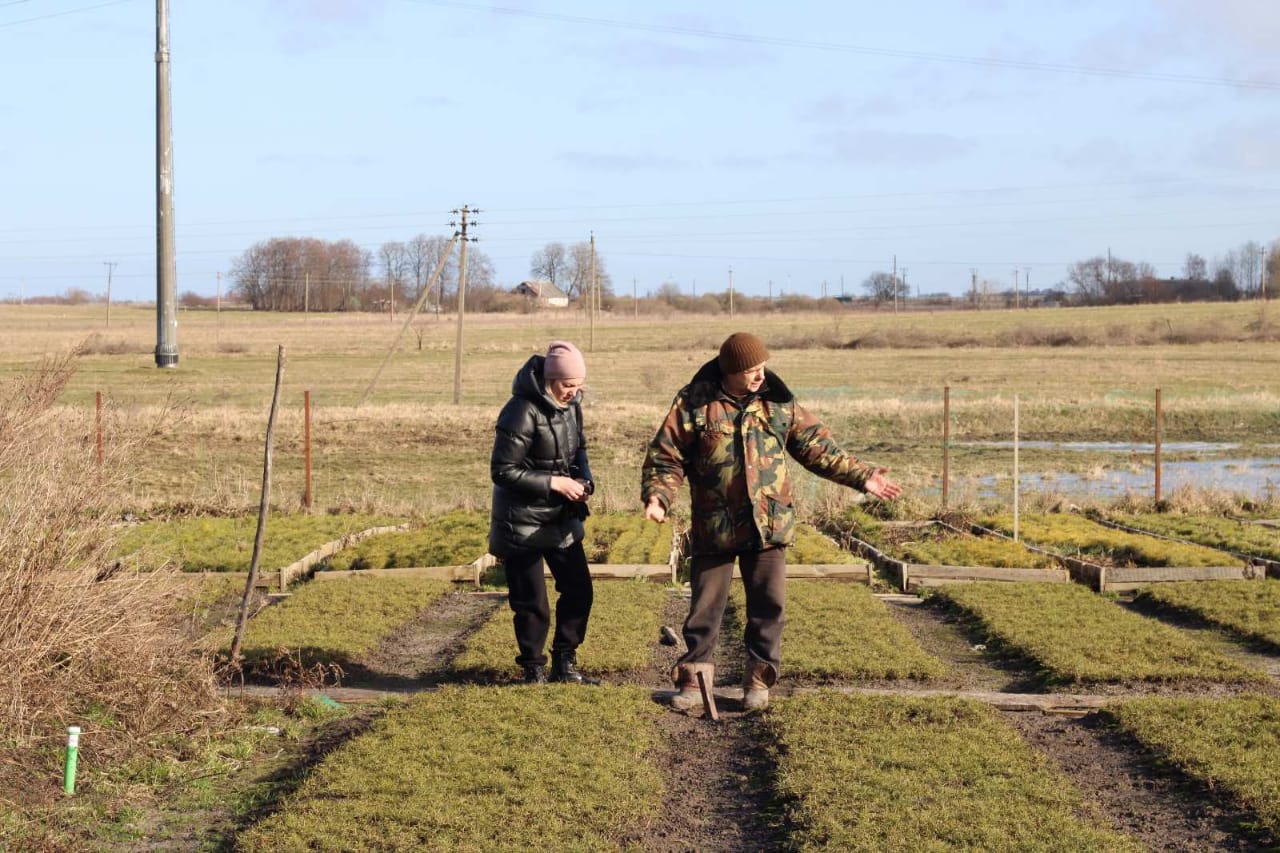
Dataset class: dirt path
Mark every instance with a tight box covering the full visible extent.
[349,590,504,688]
[641,711,788,852]
[1007,712,1276,851]
[876,593,1045,693]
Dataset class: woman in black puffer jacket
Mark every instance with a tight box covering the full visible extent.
[489,341,598,685]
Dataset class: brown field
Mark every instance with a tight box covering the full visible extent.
[0,301,1275,515]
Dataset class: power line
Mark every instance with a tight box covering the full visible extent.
[415,0,1280,92]
[0,0,134,29]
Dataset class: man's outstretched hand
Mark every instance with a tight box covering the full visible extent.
[644,497,667,523]
[864,468,902,500]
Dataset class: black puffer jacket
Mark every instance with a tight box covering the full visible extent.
[488,354,594,556]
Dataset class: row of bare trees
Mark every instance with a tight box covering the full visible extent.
[1066,239,1275,305]
[229,235,501,312]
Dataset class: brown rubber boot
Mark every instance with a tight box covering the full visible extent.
[743,658,777,711]
[670,662,713,711]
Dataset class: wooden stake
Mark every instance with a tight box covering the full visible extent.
[696,670,719,721]
[230,345,286,660]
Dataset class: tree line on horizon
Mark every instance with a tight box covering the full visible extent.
[19,232,1272,312]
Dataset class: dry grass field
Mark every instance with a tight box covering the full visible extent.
[0,300,1275,515]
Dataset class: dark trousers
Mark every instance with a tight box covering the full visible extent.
[505,540,593,667]
[678,547,787,670]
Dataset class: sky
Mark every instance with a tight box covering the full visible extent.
[2,0,1279,302]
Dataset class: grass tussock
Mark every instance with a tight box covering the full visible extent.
[1110,695,1280,834]
[934,582,1265,685]
[114,511,404,573]
[1135,580,1280,650]
[781,582,946,680]
[228,576,454,671]
[980,512,1240,567]
[1102,511,1280,562]
[237,686,663,851]
[0,357,220,799]
[769,693,1141,851]
[321,510,487,571]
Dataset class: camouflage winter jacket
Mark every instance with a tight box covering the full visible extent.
[641,359,877,556]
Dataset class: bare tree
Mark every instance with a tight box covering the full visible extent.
[564,241,614,305]
[860,271,900,303]
[530,242,569,288]
[1238,240,1263,296]
[1183,253,1208,281]
[379,241,409,308]
[1067,257,1108,304]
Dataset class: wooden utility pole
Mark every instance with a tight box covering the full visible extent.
[728,266,735,318]
[942,385,950,509]
[103,262,117,329]
[215,271,222,347]
[893,255,898,314]
[154,0,178,368]
[452,206,479,404]
[589,231,596,351]
[1013,269,1019,309]
[304,271,310,318]
[1154,387,1163,504]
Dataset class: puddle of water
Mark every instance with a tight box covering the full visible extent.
[952,458,1280,500]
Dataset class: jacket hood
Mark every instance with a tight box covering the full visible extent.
[686,357,793,408]
[511,354,579,412]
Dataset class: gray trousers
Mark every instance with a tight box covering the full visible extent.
[678,547,786,671]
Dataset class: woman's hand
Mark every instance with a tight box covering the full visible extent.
[551,475,589,501]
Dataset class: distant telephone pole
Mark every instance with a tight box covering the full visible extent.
[892,255,898,314]
[154,0,178,368]
[728,266,735,318]
[103,261,117,329]
[452,205,479,404]
[589,231,596,351]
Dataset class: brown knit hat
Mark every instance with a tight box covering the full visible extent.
[717,332,770,374]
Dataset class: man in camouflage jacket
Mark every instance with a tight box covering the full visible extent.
[642,332,901,711]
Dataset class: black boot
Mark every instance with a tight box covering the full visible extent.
[549,650,600,685]
[522,664,548,684]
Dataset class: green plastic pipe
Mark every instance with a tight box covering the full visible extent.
[63,726,80,795]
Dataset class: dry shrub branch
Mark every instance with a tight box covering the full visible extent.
[0,356,220,777]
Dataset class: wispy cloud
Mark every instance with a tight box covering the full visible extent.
[258,152,378,167]
[1054,137,1140,172]
[797,94,904,123]
[264,0,390,51]
[556,151,691,172]
[1194,121,1280,171]
[815,129,972,165]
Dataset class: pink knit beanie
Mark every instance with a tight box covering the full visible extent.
[543,340,586,380]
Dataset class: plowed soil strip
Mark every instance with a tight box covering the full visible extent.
[643,713,787,852]
[1007,711,1273,851]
